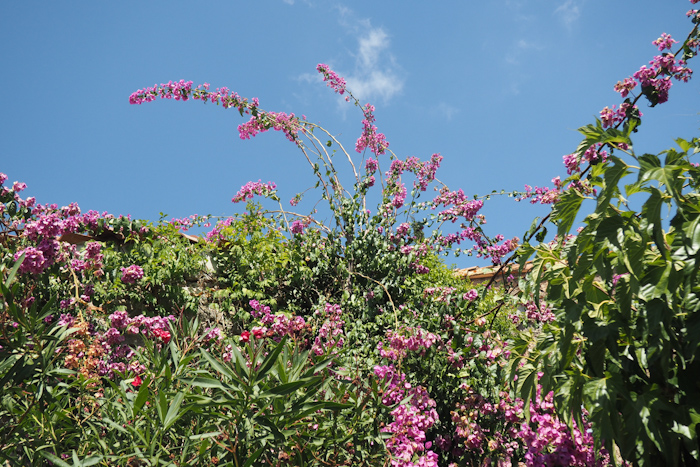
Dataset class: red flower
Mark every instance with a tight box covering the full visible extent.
[132,375,143,387]
[252,327,264,339]
[152,328,171,344]
[240,330,251,343]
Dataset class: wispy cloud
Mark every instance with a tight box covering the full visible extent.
[307,6,404,104]
[282,0,294,4]
[554,0,582,28]
[431,102,460,122]
[344,27,403,103]
[504,38,544,65]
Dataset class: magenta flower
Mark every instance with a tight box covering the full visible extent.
[316,64,347,97]
[290,220,305,234]
[652,32,678,51]
[231,180,277,203]
[120,264,144,284]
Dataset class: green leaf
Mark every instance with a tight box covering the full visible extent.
[260,378,320,397]
[201,348,247,383]
[254,337,287,383]
[132,375,151,415]
[552,189,584,237]
[5,252,25,287]
[180,376,227,390]
[641,187,668,258]
[38,451,72,467]
[241,445,266,467]
[188,431,223,440]
[163,391,186,431]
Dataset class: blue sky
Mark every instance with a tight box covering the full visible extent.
[1,1,698,267]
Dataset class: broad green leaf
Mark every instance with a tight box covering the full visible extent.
[552,189,584,237]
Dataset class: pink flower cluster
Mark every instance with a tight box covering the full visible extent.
[231,180,277,203]
[77,310,177,379]
[356,104,389,156]
[130,81,255,114]
[517,177,563,205]
[248,299,307,342]
[423,286,456,303]
[238,111,303,143]
[652,32,678,51]
[377,326,440,360]
[130,81,304,144]
[518,386,610,466]
[374,364,439,467]
[290,219,305,234]
[399,243,432,274]
[205,217,234,242]
[432,188,484,223]
[524,300,555,323]
[316,63,347,98]
[599,103,640,129]
[120,264,144,284]
[310,303,345,356]
[129,79,194,104]
[386,154,443,194]
[562,143,609,175]
[613,34,694,105]
[463,288,478,302]
[482,235,519,265]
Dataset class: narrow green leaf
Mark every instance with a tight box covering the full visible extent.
[201,348,247,383]
[38,451,72,467]
[180,376,227,390]
[241,446,266,467]
[163,391,186,431]
[5,252,25,287]
[132,375,151,415]
[261,378,319,397]
[189,431,222,440]
[254,337,287,383]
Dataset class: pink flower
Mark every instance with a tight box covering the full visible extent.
[120,264,144,284]
[463,289,479,302]
[652,33,678,51]
[231,180,277,203]
[290,220,305,234]
[316,64,347,96]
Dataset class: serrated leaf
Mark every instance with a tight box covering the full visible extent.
[552,189,584,237]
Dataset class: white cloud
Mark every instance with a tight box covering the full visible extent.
[312,6,404,104]
[555,0,582,27]
[431,102,460,122]
[344,27,403,103]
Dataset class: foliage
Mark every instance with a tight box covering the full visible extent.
[510,12,700,467]
[1,4,699,466]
